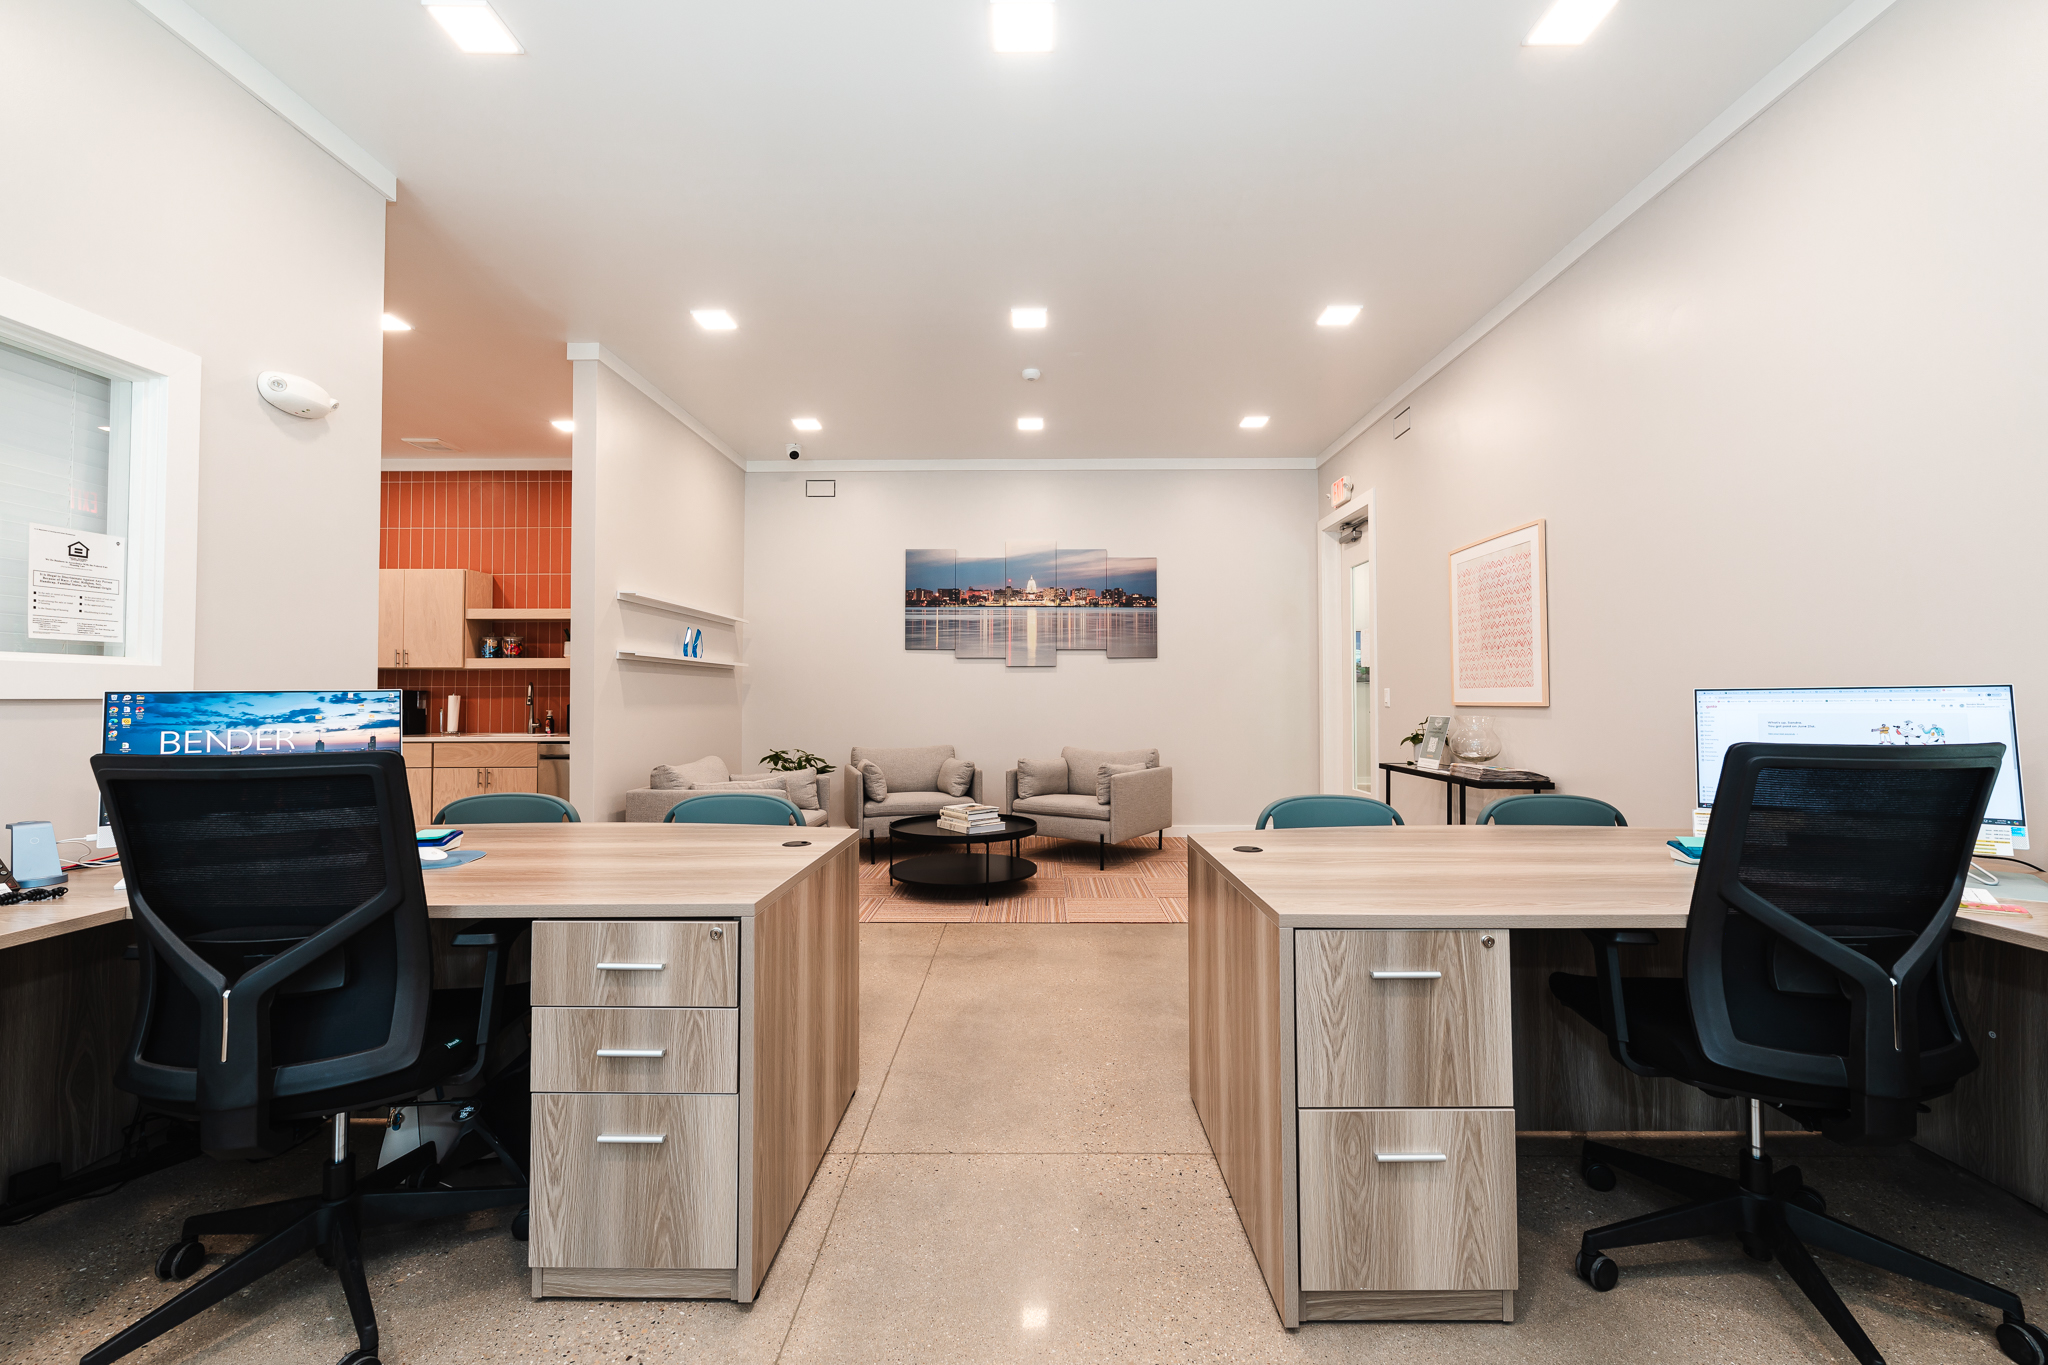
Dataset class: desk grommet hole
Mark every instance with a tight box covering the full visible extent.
[1234,846,1263,853]
[783,840,811,847]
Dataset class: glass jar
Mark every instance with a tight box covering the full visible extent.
[479,636,500,659]
[1450,716,1502,763]
[501,635,524,657]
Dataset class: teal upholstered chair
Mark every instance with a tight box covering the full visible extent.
[1255,794,1405,829]
[434,792,581,824]
[664,792,803,826]
[1479,793,1627,827]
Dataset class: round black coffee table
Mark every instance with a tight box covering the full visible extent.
[888,815,1038,904]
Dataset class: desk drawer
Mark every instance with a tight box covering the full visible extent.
[533,920,739,1007]
[1298,1108,1516,1292]
[532,1008,738,1093]
[1295,930,1511,1108]
[531,1093,738,1270]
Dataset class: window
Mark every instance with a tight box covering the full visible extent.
[0,274,198,699]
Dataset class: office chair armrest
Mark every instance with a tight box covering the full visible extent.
[1580,928,1662,1077]
[445,919,527,1088]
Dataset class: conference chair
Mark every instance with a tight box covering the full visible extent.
[85,751,529,1365]
[664,791,805,826]
[1254,793,1404,829]
[434,791,581,823]
[1550,741,2048,1365]
[1480,793,1627,826]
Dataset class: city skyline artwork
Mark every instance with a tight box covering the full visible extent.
[905,541,1158,667]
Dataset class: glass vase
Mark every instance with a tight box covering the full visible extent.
[1450,716,1501,764]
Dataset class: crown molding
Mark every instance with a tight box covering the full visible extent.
[744,457,1319,473]
[566,342,744,468]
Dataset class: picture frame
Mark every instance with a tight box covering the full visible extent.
[1448,518,1548,708]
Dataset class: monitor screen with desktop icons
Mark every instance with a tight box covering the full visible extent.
[101,690,404,756]
[1695,685,2028,855]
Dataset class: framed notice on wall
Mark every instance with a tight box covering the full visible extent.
[1449,519,1548,707]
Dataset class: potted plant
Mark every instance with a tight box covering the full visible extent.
[758,748,835,775]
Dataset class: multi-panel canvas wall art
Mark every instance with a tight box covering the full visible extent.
[905,541,1158,666]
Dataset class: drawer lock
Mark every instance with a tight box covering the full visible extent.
[595,1049,667,1058]
[1369,970,1442,980]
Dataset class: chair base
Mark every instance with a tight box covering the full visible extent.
[83,1116,527,1365]
[1573,1134,2044,1365]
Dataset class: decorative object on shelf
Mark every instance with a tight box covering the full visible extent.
[1417,715,1452,770]
[681,627,703,659]
[479,635,500,659]
[759,748,836,775]
[501,634,524,658]
[905,542,1158,667]
[1449,518,1549,707]
[1450,716,1502,763]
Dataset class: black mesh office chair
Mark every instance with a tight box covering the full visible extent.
[1552,742,2048,1365]
[85,751,529,1365]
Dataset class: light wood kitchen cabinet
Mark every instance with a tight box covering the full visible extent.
[378,569,492,669]
[403,739,567,824]
[430,765,537,814]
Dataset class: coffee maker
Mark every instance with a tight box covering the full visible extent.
[401,689,431,735]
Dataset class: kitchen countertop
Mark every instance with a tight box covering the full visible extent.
[403,733,570,744]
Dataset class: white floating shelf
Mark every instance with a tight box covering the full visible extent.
[615,650,737,672]
[617,592,743,627]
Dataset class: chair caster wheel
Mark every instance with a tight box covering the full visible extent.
[1998,1319,2048,1364]
[156,1238,205,1281]
[1575,1250,1619,1291]
[1789,1186,1826,1215]
[511,1207,529,1242]
[1580,1159,1617,1193]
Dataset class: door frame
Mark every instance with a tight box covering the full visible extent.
[1315,487,1375,794]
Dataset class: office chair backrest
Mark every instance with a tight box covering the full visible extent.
[436,792,581,824]
[1255,794,1404,829]
[664,792,804,826]
[1481,794,1627,826]
[1687,741,2002,1141]
[90,751,435,1159]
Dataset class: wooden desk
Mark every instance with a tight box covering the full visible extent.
[1186,826,2048,1330]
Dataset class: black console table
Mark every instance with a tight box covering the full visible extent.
[1379,761,1556,825]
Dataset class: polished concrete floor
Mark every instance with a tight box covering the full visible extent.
[6,924,2048,1364]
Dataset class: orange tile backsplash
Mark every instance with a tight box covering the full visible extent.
[380,469,571,735]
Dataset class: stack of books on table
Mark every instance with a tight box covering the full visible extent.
[937,803,1004,835]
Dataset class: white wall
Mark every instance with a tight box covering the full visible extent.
[741,468,1318,829]
[0,0,386,835]
[569,362,746,820]
[1319,0,2048,829]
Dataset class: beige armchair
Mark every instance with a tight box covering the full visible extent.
[846,745,988,859]
[1003,746,1172,868]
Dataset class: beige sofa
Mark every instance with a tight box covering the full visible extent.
[846,744,987,858]
[1003,747,1172,868]
[622,755,838,826]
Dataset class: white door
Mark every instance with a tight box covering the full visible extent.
[1345,547,1374,794]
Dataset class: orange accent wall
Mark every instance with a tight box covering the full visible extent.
[378,469,571,736]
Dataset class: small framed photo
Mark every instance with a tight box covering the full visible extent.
[1449,519,1549,708]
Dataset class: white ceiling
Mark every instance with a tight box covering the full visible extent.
[185,0,1863,463]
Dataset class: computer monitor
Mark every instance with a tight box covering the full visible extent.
[1694,685,2027,854]
[96,690,404,846]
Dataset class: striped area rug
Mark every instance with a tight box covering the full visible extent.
[859,834,1189,924]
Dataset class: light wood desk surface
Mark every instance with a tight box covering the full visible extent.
[1187,825,2048,950]
[27,824,860,936]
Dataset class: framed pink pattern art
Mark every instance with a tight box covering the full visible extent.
[1449,519,1549,707]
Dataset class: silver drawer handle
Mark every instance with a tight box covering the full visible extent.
[596,962,666,971]
[596,1049,667,1058]
[1375,1152,1448,1163]
[596,1134,666,1144]
[1370,970,1442,980]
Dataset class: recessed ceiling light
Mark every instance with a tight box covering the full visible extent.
[991,1,1056,53]
[792,417,822,432]
[1317,304,1362,327]
[692,309,737,331]
[381,313,413,332]
[1017,417,1044,432]
[551,419,574,433]
[1011,307,1047,329]
[423,1,524,55]
[97,425,111,432]
[1240,415,1270,429]
[1525,0,1619,46]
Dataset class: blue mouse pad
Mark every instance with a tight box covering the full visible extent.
[421,849,488,870]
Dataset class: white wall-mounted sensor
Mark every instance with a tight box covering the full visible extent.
[257,371,339,419]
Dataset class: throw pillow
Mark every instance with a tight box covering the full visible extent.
[779,770,821,810]
[859,761,888,802]
[1015,758,1067,800]
[937,757,975,797]
[651,754,730,790]
[1096,762,1147,804]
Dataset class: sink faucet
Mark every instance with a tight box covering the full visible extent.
[526,683,536,734]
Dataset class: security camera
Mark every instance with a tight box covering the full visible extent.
[786,444,802,460]
[257,371,339,420]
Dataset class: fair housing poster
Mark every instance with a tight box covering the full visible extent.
[28,522,125,642]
